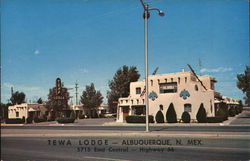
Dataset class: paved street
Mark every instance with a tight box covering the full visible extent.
[1,111,250,161]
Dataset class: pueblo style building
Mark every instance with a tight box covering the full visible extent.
[116,67,239,123]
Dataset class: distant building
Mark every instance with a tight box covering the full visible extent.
[70,104,110,118]
[116,68,239,122]
[8,103,47,120]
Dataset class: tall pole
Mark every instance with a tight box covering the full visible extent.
[144,7,149,132]
[75,81,78,105]
[140,0,164,132]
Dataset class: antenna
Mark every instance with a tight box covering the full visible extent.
[75,81,79,105]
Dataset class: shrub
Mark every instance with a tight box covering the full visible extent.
[207,116,224,123]
[196,103,207,123]
[166,103,177,123]
[235,106,241,115]
[181,111,191,123]
[79,114,85,119]
[70,111,76,119]
[5,118,25,124]
[48,115,56,121]
[155,111,164,123]
[34,117,46,123]
[126,115,154,123]
[56,117,75,124]
[26,117,33,124]
[217,106,228,121]
[228,107,236,117]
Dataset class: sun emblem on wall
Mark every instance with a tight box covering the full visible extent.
[179,89,190,100]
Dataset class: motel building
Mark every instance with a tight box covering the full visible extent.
[116,68,238,123]
[8,103,47,120]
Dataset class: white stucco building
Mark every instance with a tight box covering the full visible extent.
[8,103,47,120]
[117,68,222,122]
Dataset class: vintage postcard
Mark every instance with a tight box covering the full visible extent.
[1,0,249,161]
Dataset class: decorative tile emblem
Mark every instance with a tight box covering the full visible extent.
[149,91,158,101]
[180,89,190,100]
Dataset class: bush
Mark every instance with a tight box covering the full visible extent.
[56,117,75,124]
[34,117,46,123]
[26,117,33,124]
[207,116,224,123]
[79,114,85,119]
[5,118,25,124]
[216,105,228,121]
[166,103,177,123]
[235,106,241,115]
[181,111,191,123]
[126,115,154,123]
[196,103,207,123]
[155,111,164,123]
[228,107,236,117]
[70,111,76,119]
[48,115,56,121]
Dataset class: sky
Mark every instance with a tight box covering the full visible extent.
[1,0,249,104]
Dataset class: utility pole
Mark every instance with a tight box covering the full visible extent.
[75,81,79,105]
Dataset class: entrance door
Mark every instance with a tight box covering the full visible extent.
[122,107,129,120]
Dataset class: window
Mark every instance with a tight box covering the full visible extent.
[16,112,19,117]
[195,85,198,91]
[171,78,173,82]
[185,77,187,83]
[178,77,180,84]
[159,82,177,93]
[136,87,141,94]
[151,80,153,86]
[165,78,167,82]
[184,104,192,112]
[137,99,139,104]
[158,79,160,83]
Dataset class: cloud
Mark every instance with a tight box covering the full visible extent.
[200,67,233,73]
[34,49,40,55]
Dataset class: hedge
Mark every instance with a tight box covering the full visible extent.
[181,111,191,123]
[155,111,164,123]
[5,118,25,124]
[228,107,236,117]
[126,115,154,123]
[34,117,47,123]
[207,117,224,123]
[56,117,75,124]
[26,117,33,124]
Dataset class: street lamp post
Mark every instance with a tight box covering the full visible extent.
[139,0,164,132]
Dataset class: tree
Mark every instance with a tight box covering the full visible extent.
[46,78,70,117]
[196,103,207,123]
[37,98,43,104]
[80,83,103,118]
[155,110,164,123]
[181,111,191,123]
[107,65,140,113]
[10,91,26,105]
[237,66,250,106]
[166,103,177,123]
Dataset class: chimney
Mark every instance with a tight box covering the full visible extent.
[181,68,185,73]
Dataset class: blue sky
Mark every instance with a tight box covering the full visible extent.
[1,0,249,104]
